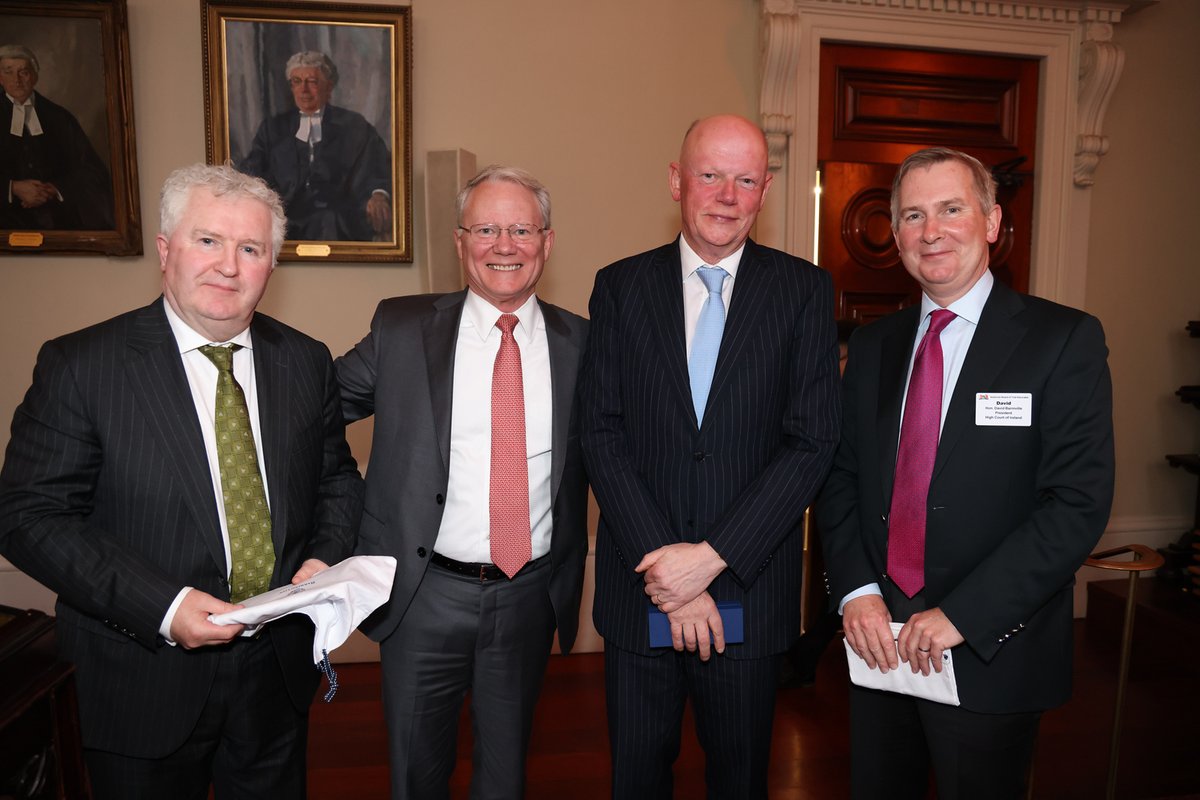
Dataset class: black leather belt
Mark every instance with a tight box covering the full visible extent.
[430,552,548,582]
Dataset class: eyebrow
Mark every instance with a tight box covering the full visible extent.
[900,196,971,214]
[192,228,267,250]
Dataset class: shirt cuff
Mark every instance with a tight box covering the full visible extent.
[158,586,193,646]
[838,583,882,615]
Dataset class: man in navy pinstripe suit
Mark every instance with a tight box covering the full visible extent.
[580,115,840,798]
[0,164,363,799]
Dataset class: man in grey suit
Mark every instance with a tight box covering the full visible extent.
[0,164,363,799]
[336,165,589,799]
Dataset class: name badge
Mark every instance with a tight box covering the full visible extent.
[975,393,1032,426]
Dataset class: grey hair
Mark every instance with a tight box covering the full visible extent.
[891,147,997,232]
[0,45,39,73]
[285,51,338,86]
[159,164,288,261]
[455,165,552,229]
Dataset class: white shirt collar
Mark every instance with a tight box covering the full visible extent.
[678,235,745,282]
[295,108,325,143]
[462,289,541,344]
[919,268,994,327]
[7,93,40,137]
[162,297,254,353]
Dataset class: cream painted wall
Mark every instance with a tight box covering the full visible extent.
[1089,0,1200,524]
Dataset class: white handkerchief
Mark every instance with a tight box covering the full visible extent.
[209,555,396,664]
[844,622,961,706]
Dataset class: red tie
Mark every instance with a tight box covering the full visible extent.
[888,309,957,598]
[490,313,531,579]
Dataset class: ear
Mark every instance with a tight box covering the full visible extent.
[155,234,170,270]
[758,171,775,209]
[985,204,1002,243]
[668,162,682,202]
[541,228,555,261]
[453,228,466,263]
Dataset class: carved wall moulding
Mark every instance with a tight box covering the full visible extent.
[759,0,1154,187]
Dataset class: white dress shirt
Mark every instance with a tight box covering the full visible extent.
[840,270,995,612]
[679,236,745,358]
[433,290,554,563]
[159,299,271,639]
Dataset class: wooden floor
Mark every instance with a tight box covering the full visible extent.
[308,620,1200,799]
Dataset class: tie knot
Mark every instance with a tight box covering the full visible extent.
[696,266,727,295]
[927,309,956,337]
[495,313,519,336]
[199,344,241,372]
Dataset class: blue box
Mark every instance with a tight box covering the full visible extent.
[648,601,744,647]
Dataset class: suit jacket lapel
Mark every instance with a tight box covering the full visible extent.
[645,241,693,423]
[250,317,290,562]
[932,281,1028,480]
[878,307,920,507]
[124,301,226,573]
[424,291,467,474]
[541,301,582,500]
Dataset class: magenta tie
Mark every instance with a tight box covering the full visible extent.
[490,314,531,579]
[887,309,957,598]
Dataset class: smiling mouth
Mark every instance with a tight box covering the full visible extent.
[487,263,522,272]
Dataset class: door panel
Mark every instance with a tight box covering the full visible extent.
[818,43,1037,318]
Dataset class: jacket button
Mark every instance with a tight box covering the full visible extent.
[693,451,706,462]
[435,494,445,505]
[417,547,427,558]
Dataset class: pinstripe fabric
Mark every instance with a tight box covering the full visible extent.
[604,646,780,799]
[0,299,364,759]
[581,238,840,660]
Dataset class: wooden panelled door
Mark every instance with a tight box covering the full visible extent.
[818,43,1039,323]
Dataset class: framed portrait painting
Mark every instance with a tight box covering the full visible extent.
[202,0,413,263]
[0,0,142,256]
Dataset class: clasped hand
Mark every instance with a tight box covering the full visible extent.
[841,595,964,676]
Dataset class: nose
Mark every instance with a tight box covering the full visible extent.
[716,178,737,205]
[216,245,240,276]
[491,230,518,254]
[921,217,943,243]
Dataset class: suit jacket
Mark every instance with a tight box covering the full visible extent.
[240,104,390,241]
[817,279,1114,713]
[1,91,114,230]
[335,291,591,653]
[580,238,840,659]
[0,300,363,756]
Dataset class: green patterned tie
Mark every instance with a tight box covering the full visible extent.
[199,344,274,603]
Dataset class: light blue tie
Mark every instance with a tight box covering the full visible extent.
[689,266,728,424]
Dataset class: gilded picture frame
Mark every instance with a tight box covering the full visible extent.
[0,0,142,256]
[202,0,412,263]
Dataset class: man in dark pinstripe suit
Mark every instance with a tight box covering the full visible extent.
[580,115,840,798]
[0,164,363,799]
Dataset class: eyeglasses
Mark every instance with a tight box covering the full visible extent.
[457,223,545,243]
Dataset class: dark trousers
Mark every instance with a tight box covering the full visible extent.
[83,633,308,800]
[379,556,556,800]
[605,644,781,800]
[849,685,1040,800]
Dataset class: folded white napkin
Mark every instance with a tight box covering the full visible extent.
[210,555,396,663]
[843,622,961,706]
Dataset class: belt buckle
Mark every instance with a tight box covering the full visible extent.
[478,564,489,582]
